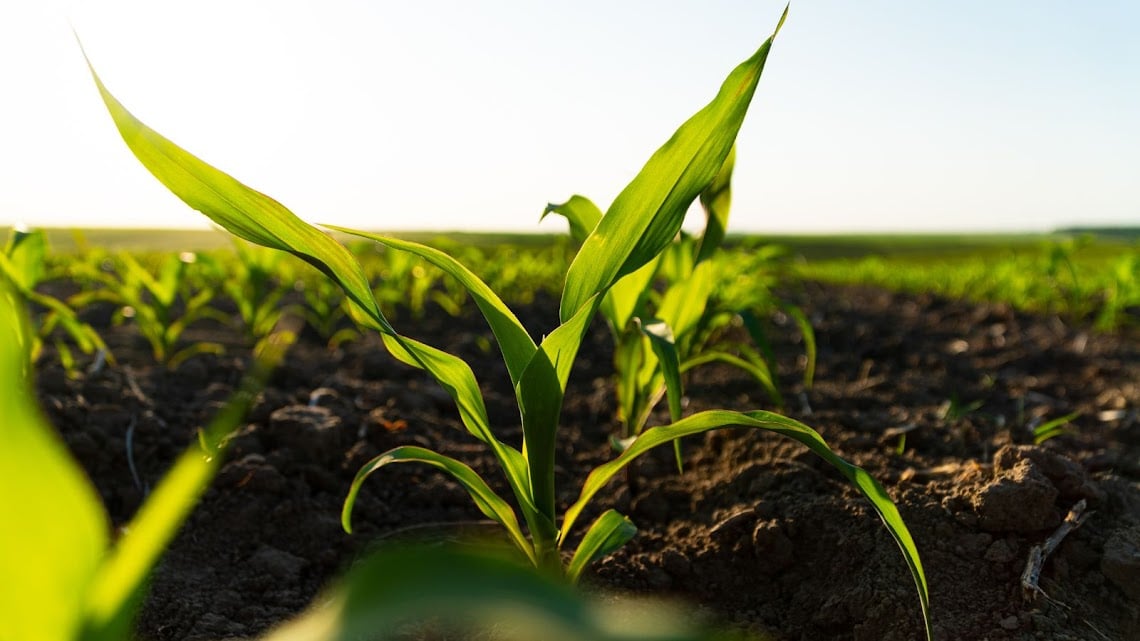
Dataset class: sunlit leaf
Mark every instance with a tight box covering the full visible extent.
[0,283,108,641]
[82,46,383,329]
[560,7,786,322]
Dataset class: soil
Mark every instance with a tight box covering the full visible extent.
[35,281,1140,641]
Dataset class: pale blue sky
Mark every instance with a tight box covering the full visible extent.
[2,1,1137,233]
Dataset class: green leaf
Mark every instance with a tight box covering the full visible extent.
[0,282,109,641]
[341,446,535,566]
[695,146,735,265]
[544,196,657,337]
[81,326,293,640]
[81,46,384,330]
[3,228,47,290]
[541,196,602,245]
[601,258,659,336]
[681,351,780,406]
[327,227,538,389]
[656,259,716,341]
[565,510,637,584]
[639,319,685,471]
[377,333,537,524]
[82,48,540,539]
[560,408,931,640]
[781,302,816,389]
[1033,411,1080,445]
[560,9,785,322]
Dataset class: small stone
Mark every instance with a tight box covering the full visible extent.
[999,615,1019,630]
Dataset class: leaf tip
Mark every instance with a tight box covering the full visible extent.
[774,3,790,39]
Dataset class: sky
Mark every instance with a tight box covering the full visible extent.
[2,1,1138,234]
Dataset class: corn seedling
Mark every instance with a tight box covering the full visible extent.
[84,7,931,636]
[200,239,298,343]
[73,250,226,368]
[1095,248,1140,331]
[1031,411,1080,445]
[289,265,361,349]
[0,279,291,641]
[0,226,111,376]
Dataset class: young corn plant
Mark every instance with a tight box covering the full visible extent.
[1095,248,1140,331]
[200,239,298,344]
[84,7,931,637]
[291,269,361,349]
[0,226,111,375]
[74,250,226,368]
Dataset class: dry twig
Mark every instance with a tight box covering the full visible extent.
[1021,499,1090,602]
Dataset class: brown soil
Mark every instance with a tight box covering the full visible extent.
[37,281,1140,641]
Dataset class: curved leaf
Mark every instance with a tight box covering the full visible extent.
[681,351,780,406]
[326,226,537,389]
[541,195,602,245]
[82,49,539,537]
[560,408,931,640]
[82,46,384,331]
[656,259,716,342]
[781,302,816,389]
[341,446,535,565]
[565,510,637,584]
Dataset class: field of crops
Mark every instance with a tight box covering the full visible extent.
[5,11,1140,641]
